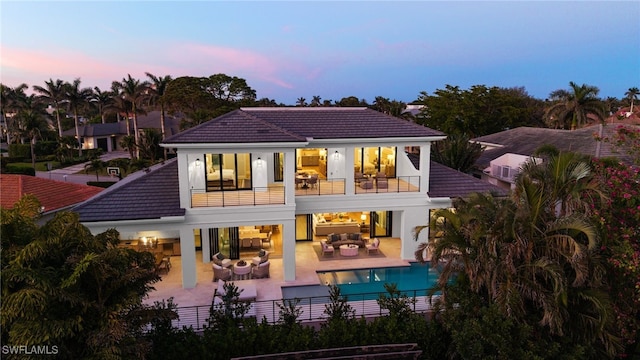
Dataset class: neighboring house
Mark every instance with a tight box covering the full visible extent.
[472,124,639,190]
[62,111,181,152]
[0,174,103,224]
[73,107,504,289]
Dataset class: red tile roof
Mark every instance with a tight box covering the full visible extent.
[0,175,103,213]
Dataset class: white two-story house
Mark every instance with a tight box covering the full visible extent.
[74,107,504,289]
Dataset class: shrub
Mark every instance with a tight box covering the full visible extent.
[4,164,35,176]
[7,144,30,159]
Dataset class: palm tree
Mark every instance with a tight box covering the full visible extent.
[115,75,149,158]
[414,152,619,356]
[84,158,106,182]
[64,79,92,157]
[625,87,639,114]
[145,72,173,160]
[310,95,322,107]
[544,82,606,130]
[33,79,66,137]
[13,95,48,168]
[296,97,307,107]
[90,86,113,124]
[119,135,136,159]
[1,83,28,144]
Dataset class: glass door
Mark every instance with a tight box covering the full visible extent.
[371,211,392,237]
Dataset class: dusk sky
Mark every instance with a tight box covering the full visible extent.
[1,1,639,105]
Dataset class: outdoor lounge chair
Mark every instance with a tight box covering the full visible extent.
[376,177,388,189]
[321,240,335,256]
[366,238,380,255]
[252,250,270,266]
[212,252,232,268]
[212,263,232,282]
[251,260,270,279]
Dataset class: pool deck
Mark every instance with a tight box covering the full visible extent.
[144,238,412,308]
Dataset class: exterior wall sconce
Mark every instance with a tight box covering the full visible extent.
[334,150,339,160]
[195,158,201,167]
[257,157,263,167]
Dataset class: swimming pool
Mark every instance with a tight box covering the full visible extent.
[282,262,440,300]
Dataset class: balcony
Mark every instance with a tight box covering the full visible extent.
[294,175,420,196]
[191,186,285,208]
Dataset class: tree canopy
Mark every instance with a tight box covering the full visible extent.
[416,85,545,137]
[1,195,175,359]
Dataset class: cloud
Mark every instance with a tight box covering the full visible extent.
[169,42,296,89]
[0,42,301,91]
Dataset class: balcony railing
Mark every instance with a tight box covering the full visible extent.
[294,178,346,196]
[170,290,437,331]
[191,186,285,208]
[355,175,420,194]
[294,176,421,197]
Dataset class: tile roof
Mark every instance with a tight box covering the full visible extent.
[0,175,103,212]
[472,125,639,168]
[164,107,444,144]
[73,159,185,222]
[62,111,182,137]
[428,161,509,198]
[72,154,505,222]
[406,153,508,199]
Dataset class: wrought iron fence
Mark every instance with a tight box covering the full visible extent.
[170,290,437,331]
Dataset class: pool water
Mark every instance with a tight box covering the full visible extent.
[282,262,440,300]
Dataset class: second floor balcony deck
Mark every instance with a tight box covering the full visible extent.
[190,176,421,208]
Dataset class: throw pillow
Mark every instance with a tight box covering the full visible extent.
[216,253,225,260]
[258,250,266,257]
[340,233,348,241]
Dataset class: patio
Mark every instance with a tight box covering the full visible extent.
[144,237,409,308]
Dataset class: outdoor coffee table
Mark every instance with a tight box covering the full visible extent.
[233,260,252,280]
[339,244,359,257]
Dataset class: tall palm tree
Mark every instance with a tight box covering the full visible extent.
[544,82,606,130]
[115,75,149,158]
[64,78,92,157]
[1,83,28,144]
[13,95,47,168]
[145,72,172,160]
[90,86,113,124]
[33,79,66,137]
[296,97,307,107]
[625,87,639,114]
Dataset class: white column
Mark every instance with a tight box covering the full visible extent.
[419,144,431,194]
[177,152,190,208]
[284,150,296,205]
[281,218,296,281]
[179,226,197,288]
[201,228,211,263]
[399,207,429,260]
[344,146,355,195]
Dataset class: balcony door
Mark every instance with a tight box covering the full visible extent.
[205,153,252,191]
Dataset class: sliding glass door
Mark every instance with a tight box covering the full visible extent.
[205,153,252,191]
